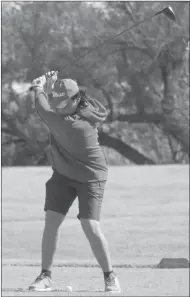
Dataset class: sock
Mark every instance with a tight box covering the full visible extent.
[41,269,51,278]
[104,270,114,278]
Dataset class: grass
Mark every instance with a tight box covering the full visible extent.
[2,267,189,296]
[2,165,189,296]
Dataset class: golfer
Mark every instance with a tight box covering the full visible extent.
[28,71,121,293]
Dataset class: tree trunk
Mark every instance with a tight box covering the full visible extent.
[161,69,189,155]
[159,37,189,155]
[99,131,155,164]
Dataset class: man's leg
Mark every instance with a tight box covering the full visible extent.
[77,180,113,273]
[29,210,65,291]
[80,219,121,292]
[42,171,77,274]
[80,218,112,272]
[42,210,65,273]
[29,171,77,291]
[77,181,121,292]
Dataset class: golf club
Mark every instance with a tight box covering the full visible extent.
[77,6,176,61]
[17,6,176,96]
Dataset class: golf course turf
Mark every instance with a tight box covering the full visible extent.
[2,165,189,296]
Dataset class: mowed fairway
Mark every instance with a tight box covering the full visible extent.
[2,165,189,296]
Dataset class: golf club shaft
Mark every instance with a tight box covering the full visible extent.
[78,13,158,61]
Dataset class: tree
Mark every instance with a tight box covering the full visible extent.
[2,1,189,166]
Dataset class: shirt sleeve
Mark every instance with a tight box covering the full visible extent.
[34,89,65,136]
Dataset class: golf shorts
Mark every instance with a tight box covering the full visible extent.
[44,170,106,221]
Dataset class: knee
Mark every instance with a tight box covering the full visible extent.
[45,210,65,229]
[80,218,100,236]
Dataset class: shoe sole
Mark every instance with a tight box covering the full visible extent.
[105,290,121,293]
[29,287,52,292]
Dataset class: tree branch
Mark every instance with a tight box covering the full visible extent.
[1,127,16,136]
[123,3,156,56]
[2,112,40,153]
[106,111,163,124]
[78,44,153,60]
[59,51,116,119]
[107,43,154,59]
[99,131,155,164]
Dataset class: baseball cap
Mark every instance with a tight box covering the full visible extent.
[52,78,79,99]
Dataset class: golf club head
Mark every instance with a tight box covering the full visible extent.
[155,6,176,22]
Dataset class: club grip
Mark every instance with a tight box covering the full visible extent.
[29,70,60,91]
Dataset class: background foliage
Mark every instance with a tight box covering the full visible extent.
[2,1,189,166]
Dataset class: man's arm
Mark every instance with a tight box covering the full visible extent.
[34,89,66,136]
[31,72,80,133]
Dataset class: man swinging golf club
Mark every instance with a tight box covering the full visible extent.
[28,71,121,293]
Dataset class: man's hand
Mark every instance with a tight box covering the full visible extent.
[31,71,58,94]
[44,71,58,94]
